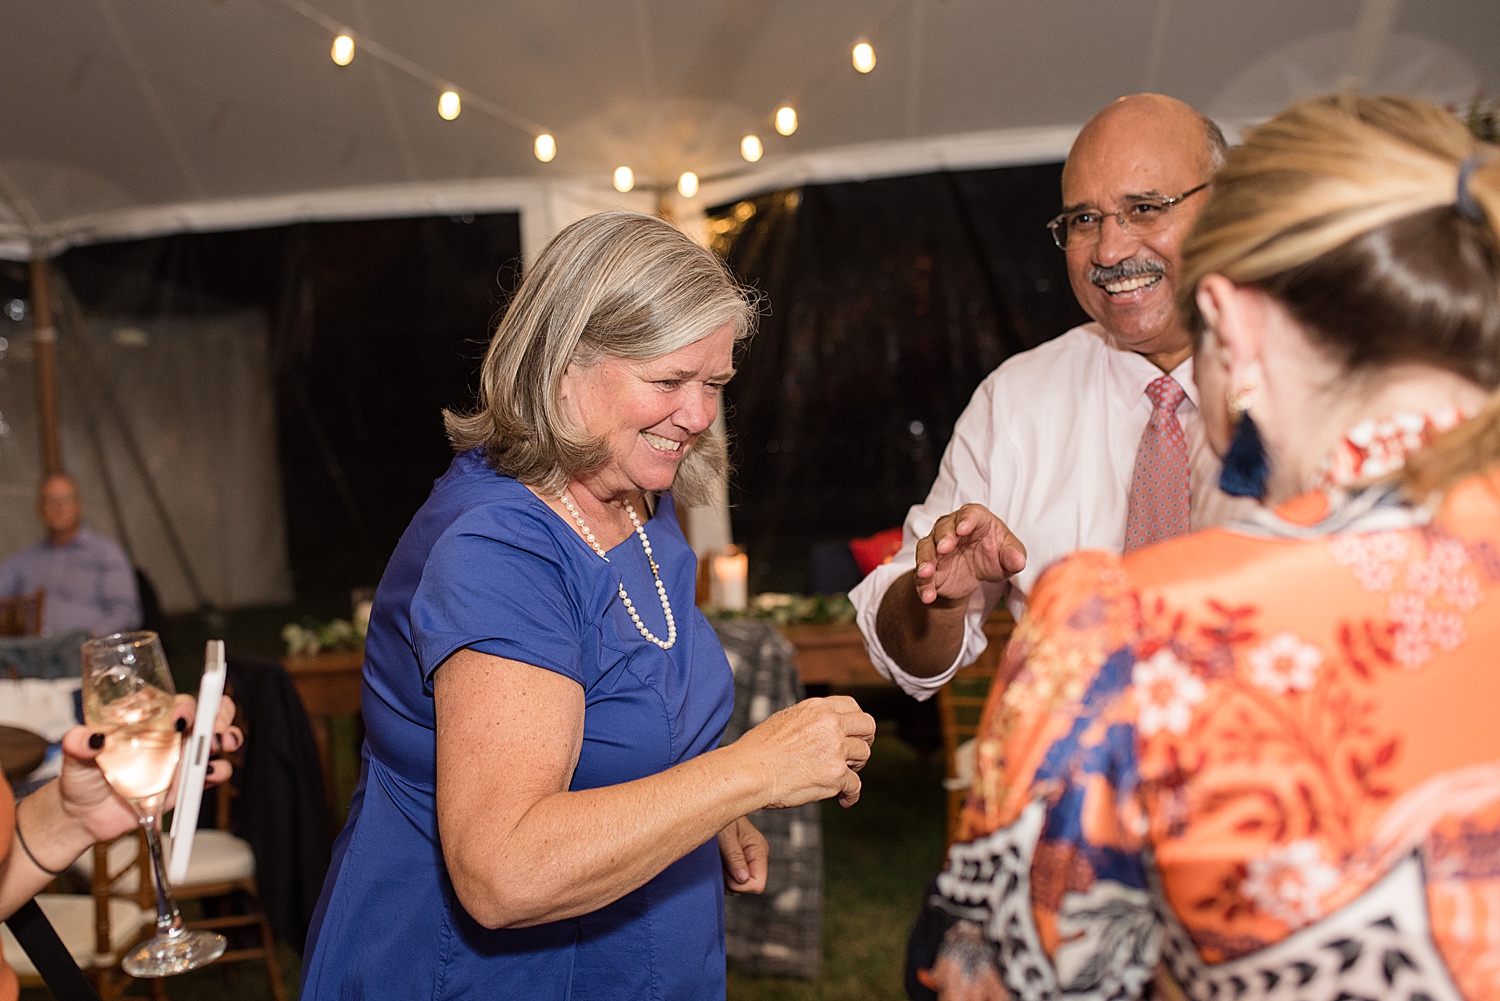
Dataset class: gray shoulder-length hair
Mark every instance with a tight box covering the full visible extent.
[444,211,756,507]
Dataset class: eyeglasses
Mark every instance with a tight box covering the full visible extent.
[1046,183,1208,250]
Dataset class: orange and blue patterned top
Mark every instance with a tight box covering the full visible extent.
[911,415,1500,1001]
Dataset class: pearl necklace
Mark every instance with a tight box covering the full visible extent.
[558,492,677,650]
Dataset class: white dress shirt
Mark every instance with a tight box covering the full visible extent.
[849,323,1255,699]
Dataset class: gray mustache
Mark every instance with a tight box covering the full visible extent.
[1089,258,1166,285]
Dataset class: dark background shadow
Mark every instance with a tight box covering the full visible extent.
[52,214,522,600]
[708,163,1087,593]
[5,162,1085,609]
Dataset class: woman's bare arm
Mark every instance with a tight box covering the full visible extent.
[434,648,873,929]
[0,696,241,920]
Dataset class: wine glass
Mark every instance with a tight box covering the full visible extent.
[81,631,227,977]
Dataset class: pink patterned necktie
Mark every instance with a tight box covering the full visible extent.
[1123,375,1191,553]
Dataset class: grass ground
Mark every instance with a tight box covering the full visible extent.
[728,726,946,1001]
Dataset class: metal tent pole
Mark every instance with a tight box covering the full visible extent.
[28,253,64,477]
[52,274,210,613]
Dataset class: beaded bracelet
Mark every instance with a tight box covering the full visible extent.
[14,818,67,877]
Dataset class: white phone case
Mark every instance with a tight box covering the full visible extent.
[168,640,226,885]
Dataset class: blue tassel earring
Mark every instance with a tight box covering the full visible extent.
[1219,382,1269,499]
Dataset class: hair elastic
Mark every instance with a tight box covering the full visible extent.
[1456,156,1485,222]
[15,818,67,877]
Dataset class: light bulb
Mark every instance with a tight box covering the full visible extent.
[852,42,876,73]
[438,90,461,120]
[775,106,797,136]
[331,34,354,66]
[534,134,556,162]
[613,166,635,193]
[678,172,699,198]
[740,135,764,163]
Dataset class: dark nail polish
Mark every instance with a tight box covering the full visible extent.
[213,734,223,752]
[88,733,105,750]
[175,717,188,733]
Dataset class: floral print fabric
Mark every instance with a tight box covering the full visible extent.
[1317,408,1465,489]
[915,470,1500,1000]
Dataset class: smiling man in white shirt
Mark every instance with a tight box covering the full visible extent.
[850,94,1255,699]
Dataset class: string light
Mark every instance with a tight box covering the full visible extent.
[678,172,699,198]
[285,0,910,175]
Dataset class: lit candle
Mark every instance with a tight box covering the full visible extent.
[353,599,373,637]
[711,548,749,611]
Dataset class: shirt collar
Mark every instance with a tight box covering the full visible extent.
[46,526,91,550]
[1172,356,1199,409]
[1092,322,1199,412]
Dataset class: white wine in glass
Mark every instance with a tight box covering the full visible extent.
[81,631,226,977]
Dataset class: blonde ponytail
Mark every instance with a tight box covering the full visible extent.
[1406,155,1500,494]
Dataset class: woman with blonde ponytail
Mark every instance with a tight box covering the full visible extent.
[912,97,1500,1001]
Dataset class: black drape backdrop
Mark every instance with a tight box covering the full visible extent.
[709,163,1088,593]
[9,163,1084,602]
[53,215,521,600]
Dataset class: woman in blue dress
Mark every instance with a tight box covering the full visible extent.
[301,211,877,1000]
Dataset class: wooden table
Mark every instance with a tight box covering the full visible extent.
[781,622,888,685]
[281,611,1017,820]
[282,648,364,824]
[0,725,47,783]
[278,628,884,822]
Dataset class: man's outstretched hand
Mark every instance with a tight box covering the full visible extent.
[875,505,1028,680]
[912,504,1027,605]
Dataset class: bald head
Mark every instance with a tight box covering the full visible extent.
[38,473,82,545]
[1056,94,1224,369]
[1063,94,1226,194]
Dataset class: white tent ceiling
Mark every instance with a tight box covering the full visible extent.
[1,0,1495,258]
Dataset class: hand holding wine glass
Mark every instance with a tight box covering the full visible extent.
[49,691,239,848]
[80,631,237,977]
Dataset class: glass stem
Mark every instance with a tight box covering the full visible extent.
[136,805,184,938]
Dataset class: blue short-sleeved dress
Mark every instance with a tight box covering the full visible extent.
[301,449,735,1000]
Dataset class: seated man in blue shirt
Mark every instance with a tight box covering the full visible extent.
[0,474,141,636]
